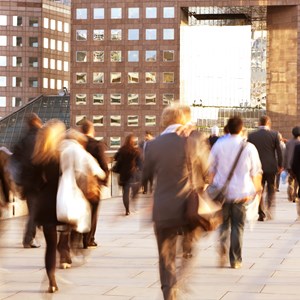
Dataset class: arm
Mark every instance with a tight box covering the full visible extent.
[274,132,283,170]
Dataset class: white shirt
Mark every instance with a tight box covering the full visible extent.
[210,134,262,200]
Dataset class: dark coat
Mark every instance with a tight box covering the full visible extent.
[142,133,190,229]
[248,128,282,174]
[114,145,142,186]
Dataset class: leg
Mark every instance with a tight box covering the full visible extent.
[23,196,39,247]
[287,174,295,202]
[229,203,246,268]
[154,225,178,300]
[265,172,276,217]
[219,203,231,266]
[122,182,130,215]
[258,175,267,220]
[42,224,58,292]
[57,228,72,268]
[83,201,100,248]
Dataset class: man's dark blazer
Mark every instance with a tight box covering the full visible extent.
[248,128,282,174]
[142,132,190,229]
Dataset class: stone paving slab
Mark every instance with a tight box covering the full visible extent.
[1,184,300,299]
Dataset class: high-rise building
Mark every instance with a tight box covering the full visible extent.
[0,0,71,116]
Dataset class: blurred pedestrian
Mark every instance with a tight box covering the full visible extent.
[208,125,219,148]
[275,132,286,191]
[114,134,142,215]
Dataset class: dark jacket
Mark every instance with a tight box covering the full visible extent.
[142,133,190,229]
[248,128,282,174]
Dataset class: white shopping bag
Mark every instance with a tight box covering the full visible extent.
[245,193,260,231]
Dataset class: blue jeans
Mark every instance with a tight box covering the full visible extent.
[219,202,246,265]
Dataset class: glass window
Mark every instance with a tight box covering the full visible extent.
[110,137,121,148]
[50,59,55,69]
[43,37,48,48]
[110,72,121,83]
[50,39,56,50]
[63,80,68,89]
[29,37,38,47]
[0,36,7,46]
[64,61,69,72]
[163,29,174,40]
[93,72,104,84]
[29,17,39,27]
[12,57,22,67]
[76,115,87,126]
[43,58,48,68]
[146,29,157,40]
[50,19,55,30]
[76,73,87,84]
[93,115,104,126]
[111,51,122,62]
[145,115,156,126]
[128,94,139,105]
[128,29,139,41]
[145,94,156,105]
[76,30,87,41]
[76,8,87,20]
[0,56,6,66]
[93,29,104,41]
[57,40,62,51]
[50,78,55,89]
[94,8,104,19]
[0,76,6,87]
[12,97,22,107]
[13,36,22,47]
[163,7,175,18]
[163,93,174,105]
[76,51,87,62]
[163,72,174,83]
[43,17,49,28]
[145,50,157,62]
[128,115,138,126]
[128,72,139,83]
[75,94,87,105]
[12,77,22,87]
[93,94,104,105]
[29,57,38,67]
[93,51,104,62]
[110,115,121,126]
[163,50,175,62]
[145,72,156,83]
[64,42,69,52]
[57,21,62,32]
[57,60,62,70]
[0,96,6,107]
[128,8,139,19]
[13,16,22,26]
[128,51,139,62]
[64,22,69,33]
[0,15,7,26]
[43,78,48,88]
[29,77,38,87]
[111,8,122,19]
[111,29,122,41]
[57,79,62,90]
[146,7,157,18]
[110,94,121,104]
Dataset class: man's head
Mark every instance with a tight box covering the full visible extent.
[227,116,243,135]
[81,119,95,137]
[160,105,187,129]
[259,115,271,127]
[26,113,42,129]
[292,126,300,138]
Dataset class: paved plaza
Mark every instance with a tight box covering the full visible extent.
[1,183,300,300]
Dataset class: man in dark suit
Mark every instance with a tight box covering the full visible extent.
[248,115,283,221]
[81,120,109,248]
[142,105,208,300]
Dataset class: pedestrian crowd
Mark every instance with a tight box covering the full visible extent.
[0,106,299,300]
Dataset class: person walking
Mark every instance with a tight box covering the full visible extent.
[210,116,262,269]
[248,115,283,221]
[284,126,300,202]
[114,134,142,215]
[142,105,208,299]
[80,120,109,249]
[9,113,43,248]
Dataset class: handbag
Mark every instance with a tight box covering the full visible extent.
[185,140,246,231]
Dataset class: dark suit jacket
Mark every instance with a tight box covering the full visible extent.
[292,144,300,179]
[142,133,190,229]
[248,128,282,174]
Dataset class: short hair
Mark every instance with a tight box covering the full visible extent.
[160,105,186,129]
[27,113,42,129]
[227,116,243,134]
[259,115,271,126]
[292,126,300,138]
[81,119,94,134]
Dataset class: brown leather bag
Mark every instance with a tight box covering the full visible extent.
[76,173,100,202]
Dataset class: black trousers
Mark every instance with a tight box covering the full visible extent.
[83,200,100,247]
[259,172,276,218]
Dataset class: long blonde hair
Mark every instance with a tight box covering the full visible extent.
[31,119,66,165]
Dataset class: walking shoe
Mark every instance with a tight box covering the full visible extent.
[60,262,71,269]
[87,241,98,249]
[23,239,41,248]
[231,262,242,269]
